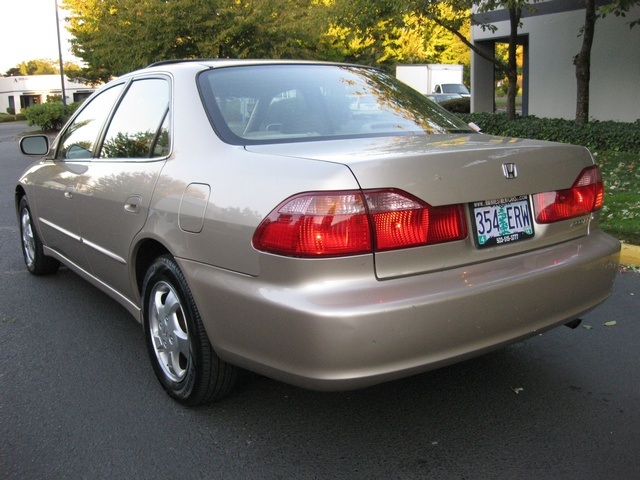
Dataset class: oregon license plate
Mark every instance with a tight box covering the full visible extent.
[472,195,534,248]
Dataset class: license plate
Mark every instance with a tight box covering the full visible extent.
[472,195,534,248]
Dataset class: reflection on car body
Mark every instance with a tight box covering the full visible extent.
[15,60,620,405]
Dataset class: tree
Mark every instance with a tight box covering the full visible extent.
[214,0,327,59]
[319,7,470,74]
[329,0,538,120]
[4,59,86,81]
[63,0,217,80]
[5,59,58,76]
[489,1,526,120]
[418,0,539,120]
[62,0,330,80]
[574,0,639,124]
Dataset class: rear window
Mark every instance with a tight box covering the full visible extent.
[198,64,472,145]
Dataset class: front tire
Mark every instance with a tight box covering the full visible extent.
[18,196,60,276]
[142,255,238,405]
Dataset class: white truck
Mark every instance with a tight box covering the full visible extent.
[395,64,468,96]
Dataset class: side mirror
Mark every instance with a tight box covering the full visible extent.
[19,135,50,156]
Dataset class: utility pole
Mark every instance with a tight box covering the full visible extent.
[55,0,67,106]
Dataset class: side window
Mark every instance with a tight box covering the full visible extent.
[100,78,170,159]
[57,84,125,160]
[152,113,170,157]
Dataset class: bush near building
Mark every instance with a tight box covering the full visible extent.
[0,112,27,123]
[24,102,80,131]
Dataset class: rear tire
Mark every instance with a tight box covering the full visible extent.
[19,196,60,276]
[142,255,238,405]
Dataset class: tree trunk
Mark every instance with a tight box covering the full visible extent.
[506,5,521,121]
[575,0,597,125]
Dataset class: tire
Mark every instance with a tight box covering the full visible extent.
[19,196,60,276]
[142,255,238,405]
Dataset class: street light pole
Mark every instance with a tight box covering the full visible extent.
[54,0,67,106]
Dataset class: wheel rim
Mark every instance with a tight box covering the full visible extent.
[148,281,191,383]
[21,207,36,268]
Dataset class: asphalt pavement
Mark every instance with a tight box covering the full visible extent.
[1,121,639,479]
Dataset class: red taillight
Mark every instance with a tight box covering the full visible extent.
[253,192,372,257]
[533,166,604,224]
[253,189,467,257]
[366,190,467,251]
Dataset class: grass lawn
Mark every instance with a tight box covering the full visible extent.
[596,151,640,245]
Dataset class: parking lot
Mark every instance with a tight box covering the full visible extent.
[1,122,639,479]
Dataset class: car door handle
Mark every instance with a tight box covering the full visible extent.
[124,195,142,214]
[64,187,74,199]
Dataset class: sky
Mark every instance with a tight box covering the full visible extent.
[1,0,78,73]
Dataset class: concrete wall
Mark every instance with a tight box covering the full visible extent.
[472,2,640,122]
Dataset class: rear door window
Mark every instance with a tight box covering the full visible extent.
[100,78,170,159]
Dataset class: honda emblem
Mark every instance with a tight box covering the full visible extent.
[502,163,517,179]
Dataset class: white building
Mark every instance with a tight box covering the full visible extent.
[0,75,96,114]
[471,1,640,122]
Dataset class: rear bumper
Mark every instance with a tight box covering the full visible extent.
[181,231,620,390]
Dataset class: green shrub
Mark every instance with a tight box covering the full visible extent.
[457,113,640,153]
[24,102,75,131]
[0,112,26,123]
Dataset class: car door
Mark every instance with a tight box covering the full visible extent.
[32,83,125,272]
[74,76,171,303]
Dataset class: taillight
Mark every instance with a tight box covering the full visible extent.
[533,166,604,224]
[253,192,372,257]
[366,190,467,251]
[253,189,467,257]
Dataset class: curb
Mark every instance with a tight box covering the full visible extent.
[620,244,640,268]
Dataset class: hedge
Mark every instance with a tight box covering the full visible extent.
[0,113,27,123]
[24,102,80,131]
[457,112,640,153]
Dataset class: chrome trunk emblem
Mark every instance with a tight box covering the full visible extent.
[502,163,517,179]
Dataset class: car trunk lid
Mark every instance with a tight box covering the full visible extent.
[247,134,598,278]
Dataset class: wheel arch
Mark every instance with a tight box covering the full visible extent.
[15,185,26,216]
[133,238,171,298]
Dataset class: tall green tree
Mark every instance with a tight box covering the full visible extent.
[64,0,224,80]
[63,0,329,80]
[574,0,639,124]
[480,1,529,120]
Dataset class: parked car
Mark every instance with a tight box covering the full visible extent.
[433,83,470,97]
[16,60,620,405]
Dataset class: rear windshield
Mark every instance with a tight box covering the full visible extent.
[198,64,472,145]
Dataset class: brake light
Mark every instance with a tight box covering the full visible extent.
[252,192,371,257]
[253,189,467,257]
[533,166,604,224]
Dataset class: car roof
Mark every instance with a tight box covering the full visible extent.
[143,58,364,73]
